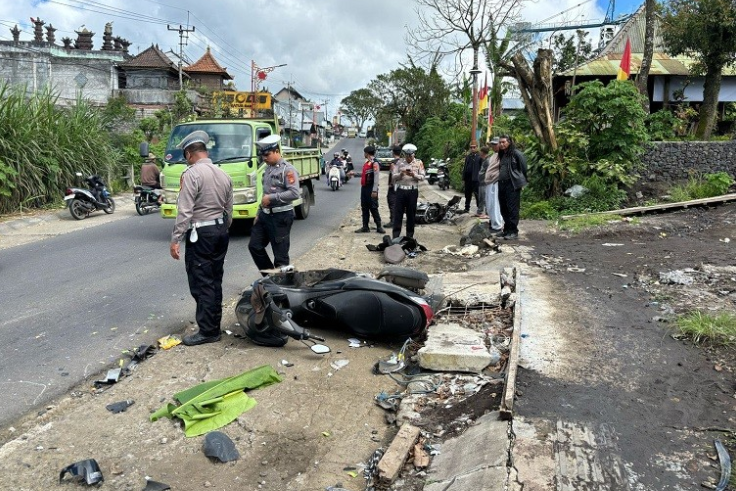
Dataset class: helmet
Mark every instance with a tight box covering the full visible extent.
[402,143,417,155]
[255,134,281,156]
[334,152,340,156]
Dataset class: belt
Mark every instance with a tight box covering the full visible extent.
[397,185,418,191]
[260,205,294,214]
[189,218,224,229]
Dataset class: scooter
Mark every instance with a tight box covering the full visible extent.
[134,186,162,215]
[64,173,115,220]
[327,164,342,191]
[415,195,461,224]
[436,160,450,190]
[426,159,440,185]
[235,268,437,350]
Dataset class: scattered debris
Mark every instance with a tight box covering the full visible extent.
[280,359,294,367]
[105,400,134,414]
[142,479,171,491]
[442,244,478,256]
[602,243,624,247]
[567,267,586,273]
[59,459,103,485]
[95,368,121,387]
[377,423,421,485]
[659,270,694,286]
[612,273,628,278]
[348,338,362,348]
[330,359,350,371]
[157,335,181,350]
[203,431,240,463]
[715,439,731,491]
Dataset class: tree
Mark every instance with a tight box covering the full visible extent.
[635,0,657,112]
[550,32,593,74]
[661,0,736,139]
[339,88,382,132]
[139,117,159,142]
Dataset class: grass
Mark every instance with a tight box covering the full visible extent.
[674,311,736,346]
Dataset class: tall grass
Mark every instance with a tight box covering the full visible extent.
[0,82,124,213]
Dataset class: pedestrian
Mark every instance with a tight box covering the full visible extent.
[462,141,481,214]
[385,144,402,228]
[355,145,385,234]
[391,143,425,239]
[484,137,504,234]
[477,146,490,218]
[496,135,528,240]
[248,134,301,275]
[169,130,233,346]
[140,153,161,188]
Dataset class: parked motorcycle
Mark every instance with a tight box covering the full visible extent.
[415,195,461,224]
[426,159,440,185]
[436,160,450,190]
[235,268,437,350]
[64,173,115,220]
[134,186,162,215]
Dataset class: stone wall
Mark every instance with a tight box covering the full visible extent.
[642,141,736,181]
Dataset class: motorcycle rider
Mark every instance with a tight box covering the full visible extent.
[141,153,161,189]
[342,148,354,173]
[86,174,107,205]
[328,152,344,183]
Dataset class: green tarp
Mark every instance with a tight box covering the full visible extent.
[150,365,282,437]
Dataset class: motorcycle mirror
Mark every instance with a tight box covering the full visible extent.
[310,344,330,355]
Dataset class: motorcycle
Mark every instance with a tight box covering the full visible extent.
[426,159,440,185]
[415,195,461,224]
[436,160,450,190]
[235,268,438,351]
[327,164,342,191]
[134,186,162,215]
[64,172,115,220]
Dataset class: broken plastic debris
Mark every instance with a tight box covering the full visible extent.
[106,400,134,414]
[95,368,121,386]
[59,459,103,485]
[281,359,294,367]
[348,338,362,348]
[158,335,181,350]
[346,470,358,478]
[143,479,171,491]
[720,238,731,243]
[322,431,331,437]
[602,243,624,247]
[330,359,350,371]
[567,267,586,273]
[612,273,628,278]
[203,431,240,463]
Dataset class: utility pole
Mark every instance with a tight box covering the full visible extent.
[167,24,195,90]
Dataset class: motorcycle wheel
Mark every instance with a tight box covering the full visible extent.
[425,205,441,223]
[331,181,338,191]
[135,198,146,216]
[68,199,87,220]
[103,197,115,214]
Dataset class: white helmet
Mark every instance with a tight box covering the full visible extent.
[402,143,417,155]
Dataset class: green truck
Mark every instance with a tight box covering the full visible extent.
[157,117,320,223]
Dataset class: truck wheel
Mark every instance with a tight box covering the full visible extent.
[295,185,310,220]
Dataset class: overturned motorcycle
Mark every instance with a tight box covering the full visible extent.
[415,195,461,224]
[235,268,439,353]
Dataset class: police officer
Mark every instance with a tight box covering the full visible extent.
[385,144,402,228]
[355,145,384,234]
[248,135,300,275]
[170,130,233,346]
[391,143,425,239]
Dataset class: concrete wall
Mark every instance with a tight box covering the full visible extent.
[113,88,199,105]
[642,141,736,180]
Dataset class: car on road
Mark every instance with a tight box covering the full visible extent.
[376,147,394,170]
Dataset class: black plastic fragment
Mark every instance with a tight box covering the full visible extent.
[106,399,135,414]
[142,479,171,491]
[203,431,240,462]
[59,459,103,485]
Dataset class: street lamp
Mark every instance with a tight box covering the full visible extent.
[250,61,286,117]
[470,67,482,144]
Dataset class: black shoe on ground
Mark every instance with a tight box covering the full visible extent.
[376,227,385,234]
[502,232,519,240]
[183,332,222,346]
[385,222,393,228]
[489,228,504,235]
[355,227,370,233]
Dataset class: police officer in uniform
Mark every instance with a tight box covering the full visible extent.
[170,130,234,346]
[248,135,300,275]
[354,145,384,234]
[391,143,425,239]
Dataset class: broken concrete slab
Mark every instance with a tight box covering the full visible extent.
[377,423,421,486]
[418,323,492,373]
[440,270,502,306]
[425,411,509,489]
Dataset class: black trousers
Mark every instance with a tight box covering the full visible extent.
[360,186,382,228]
[249,210,294,274]
[185,223,229,337]
[463,179,479,211]
[386,188,396,224]
[498,180,521,234]
[392,188,418,238]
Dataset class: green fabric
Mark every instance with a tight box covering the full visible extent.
[150,365,282,437]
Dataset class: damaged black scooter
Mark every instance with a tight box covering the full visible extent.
[415,195,461,224]
[235,268,439,353]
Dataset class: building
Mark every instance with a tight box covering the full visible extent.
[183,47,233,91]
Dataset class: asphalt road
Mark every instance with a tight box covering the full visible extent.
[0,138,368,428]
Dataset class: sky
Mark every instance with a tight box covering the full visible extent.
[1,0,643,119]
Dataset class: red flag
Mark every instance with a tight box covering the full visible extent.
[478,73,488,114]
[617,38,631,81]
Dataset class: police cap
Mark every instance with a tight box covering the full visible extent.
[255,134,281,155]
[402,143,417,155]
[177,130,209,150]
[364,145,376,155]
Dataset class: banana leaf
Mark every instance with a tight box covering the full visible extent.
[150,365,282,437]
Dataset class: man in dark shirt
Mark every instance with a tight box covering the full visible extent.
[462,141,481,213]
[140,153,161,188]
[496,135,528,240]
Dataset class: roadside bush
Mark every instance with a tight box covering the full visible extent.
[646,110,678,141]
[667,172,734,201]
[521,175,626,219]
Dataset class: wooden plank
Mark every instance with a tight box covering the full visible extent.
[561,193,736,220]
[500,265,522,420]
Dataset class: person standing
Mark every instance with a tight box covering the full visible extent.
[391,143,425,239]
[248,135,301,275]
[484,137,504,234]
[355,145,385,234]
[462,141,481,214]
[140,153,161,188]
[385,144,402,228]
[477,146,490,218]
[170,130,233,346]
[496,135,528,240]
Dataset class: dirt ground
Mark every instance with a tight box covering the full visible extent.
[2,184,735,490]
